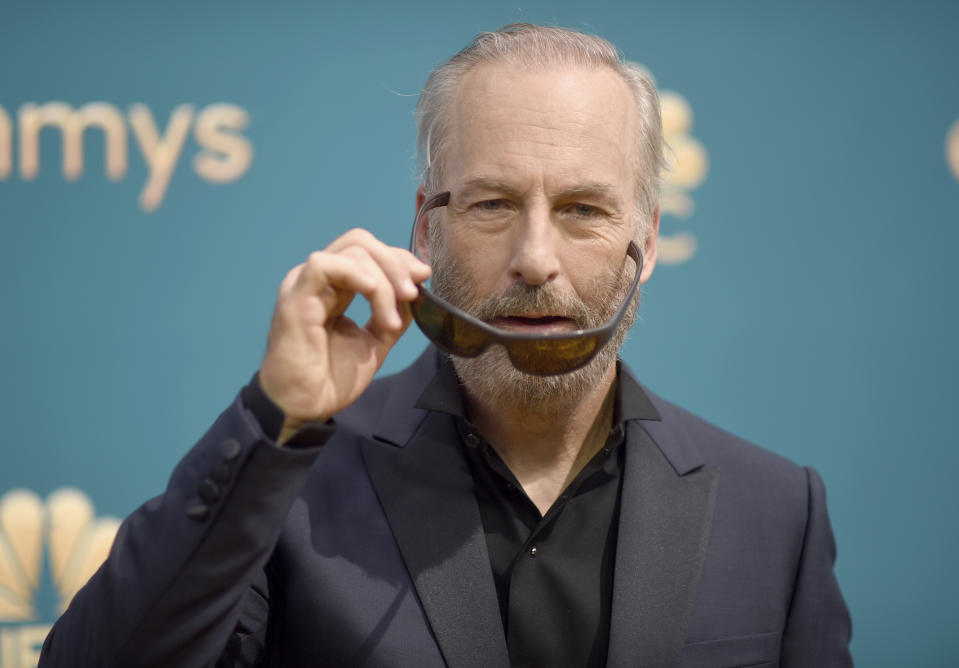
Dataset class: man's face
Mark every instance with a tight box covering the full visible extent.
[423,63,658,405]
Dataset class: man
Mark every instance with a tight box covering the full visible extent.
[41,24,852,667]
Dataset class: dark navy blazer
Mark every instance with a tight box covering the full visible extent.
[41,348,852,667]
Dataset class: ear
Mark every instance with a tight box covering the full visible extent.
[639,206,660,284]
[414,183,433,264]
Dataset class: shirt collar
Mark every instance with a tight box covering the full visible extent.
[414,355,661,425]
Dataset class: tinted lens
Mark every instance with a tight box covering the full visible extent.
[507,335,602,375]
[412,290,490,357]
[413,290,602,373]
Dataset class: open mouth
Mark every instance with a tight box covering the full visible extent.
[492,315,578,332]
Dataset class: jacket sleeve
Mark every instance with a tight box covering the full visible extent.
[39,392,325,668]
[780,467,854,666]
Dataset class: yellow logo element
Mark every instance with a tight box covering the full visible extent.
[0,102,253,212]
[0,488,120,622]
[948,119,959,182]
[658,91,709,265]
[629,63,710,266]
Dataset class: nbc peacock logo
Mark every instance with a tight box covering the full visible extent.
[0,488,120,668]
[629,64,710,266]
[658,90,709,265]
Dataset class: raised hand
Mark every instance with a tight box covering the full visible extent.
[258,228,431,443]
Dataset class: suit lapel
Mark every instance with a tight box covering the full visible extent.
[607,420,719,667]
[361,409,510,668]
[356,351,716,666]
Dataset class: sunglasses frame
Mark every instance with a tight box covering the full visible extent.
[408,190,644,375]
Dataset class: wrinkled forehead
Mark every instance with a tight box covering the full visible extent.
[443,63,639,190]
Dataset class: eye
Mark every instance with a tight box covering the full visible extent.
[474,199,509,211]
[564,203,603,219]
[466,199,514,220]
[461,198,514,229]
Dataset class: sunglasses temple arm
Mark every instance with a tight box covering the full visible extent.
[409,191,451,255]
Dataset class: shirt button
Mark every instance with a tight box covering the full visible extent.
[465,433,481,448]
[529,546,537,557]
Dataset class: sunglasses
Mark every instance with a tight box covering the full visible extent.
[408,191,643,376]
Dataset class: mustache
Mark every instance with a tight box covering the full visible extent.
[469,282,604,329]
[429,242,631,331]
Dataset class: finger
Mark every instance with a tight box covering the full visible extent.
[398,248,433,284]
[336,236,416,301]
[328,229,430,300]
[293,251,379,304]
[363,299,415,360]
[285,252,377,327]
[336,246,404,330]
[296,249,404,331]
[360,245,424,302]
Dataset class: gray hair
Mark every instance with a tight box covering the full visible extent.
[414,23,666,238]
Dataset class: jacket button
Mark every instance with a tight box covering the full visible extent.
[198,479,220,503]
[186,503,209,520]
[219,438,242,460]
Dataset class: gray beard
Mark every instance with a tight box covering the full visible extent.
[429,239,639,412]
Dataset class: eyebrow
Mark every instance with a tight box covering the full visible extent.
[459,177,523,198]
[558,183,621,205]
[458,177,624,207]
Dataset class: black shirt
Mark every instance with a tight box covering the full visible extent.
[415,359,657,668]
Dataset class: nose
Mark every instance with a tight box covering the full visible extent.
[507,202,561,286]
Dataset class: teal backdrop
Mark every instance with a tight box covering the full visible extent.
[1,0,957,665]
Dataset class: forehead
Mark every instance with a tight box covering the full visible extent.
[444,63,638,191]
